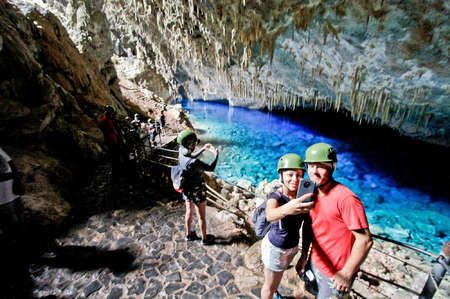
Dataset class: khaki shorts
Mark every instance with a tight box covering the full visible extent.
[261,235,298,272]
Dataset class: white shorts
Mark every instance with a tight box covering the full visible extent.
[261,235,298,272]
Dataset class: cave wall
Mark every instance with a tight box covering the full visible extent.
[27,0,449,146]
[0,0,125,226]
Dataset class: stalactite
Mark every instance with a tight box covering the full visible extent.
[335,91,342,112]
[382,94,392,125]
[374,88,384,118]
[397,105,408,129]
[313,90,318,111]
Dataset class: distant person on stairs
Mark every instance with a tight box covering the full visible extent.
[98,105,121,183]
[298,143,372,299]
[159,107,166,136]
[261,154,314,299]
[177,129,219,245]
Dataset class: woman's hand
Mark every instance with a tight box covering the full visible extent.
[282,193,314,216]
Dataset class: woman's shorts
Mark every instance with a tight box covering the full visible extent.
[182,183,206,205]
[261,235,298,272]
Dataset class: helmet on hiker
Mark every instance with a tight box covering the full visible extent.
[104,105,116,115]
[305,143,337,163]
[177,129,197,146]
[277,153,305,172]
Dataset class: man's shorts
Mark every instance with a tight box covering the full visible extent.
[261,234,298,272]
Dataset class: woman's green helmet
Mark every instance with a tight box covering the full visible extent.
[177,129,197,146]
[305,143,337,163]
[277,153,306,172]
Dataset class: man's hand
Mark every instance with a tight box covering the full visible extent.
[295,257,308,276]
[332,270,352,293]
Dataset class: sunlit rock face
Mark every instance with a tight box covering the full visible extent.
[0,0,122,225]
[11,0,450,145]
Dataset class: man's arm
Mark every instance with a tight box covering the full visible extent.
[332,228,373,292]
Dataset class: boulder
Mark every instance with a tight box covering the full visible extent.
[205,206,248,241]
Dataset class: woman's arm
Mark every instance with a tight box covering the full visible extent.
[190,147,206,158]
[266,193,315,222]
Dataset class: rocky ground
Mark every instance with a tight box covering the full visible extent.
[9,159,259,298]
[30,204,260,299]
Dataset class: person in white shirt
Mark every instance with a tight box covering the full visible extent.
[0,147,24,242]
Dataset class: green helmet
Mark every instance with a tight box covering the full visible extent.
[277,153,305,172]
[305,143,337,163]
[177,129,197,146]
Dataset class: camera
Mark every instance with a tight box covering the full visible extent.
[296,179,316,202]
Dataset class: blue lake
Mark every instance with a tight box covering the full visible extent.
[182,99,450,254]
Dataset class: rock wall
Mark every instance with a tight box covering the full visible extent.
[0,0,124,226]
[22,0,450,146]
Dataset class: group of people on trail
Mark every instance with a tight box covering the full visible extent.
[98,105,168,177]
[261,144,373,299]
[130,112,165,148]
[173,126,372,299]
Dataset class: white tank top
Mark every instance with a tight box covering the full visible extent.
[0,148,19,205]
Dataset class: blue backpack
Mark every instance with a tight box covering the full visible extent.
[252,190,284,239]
[252,201,271,238]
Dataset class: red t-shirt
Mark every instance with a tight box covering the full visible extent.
[99,115,118,146]
[310,182,369,278]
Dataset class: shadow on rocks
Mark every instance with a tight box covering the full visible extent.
[0,241,33,299]
[37,245,137,273]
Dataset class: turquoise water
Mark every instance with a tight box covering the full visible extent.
[182,100,450,253]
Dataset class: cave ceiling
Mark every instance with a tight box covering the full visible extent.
[8,0,450,145]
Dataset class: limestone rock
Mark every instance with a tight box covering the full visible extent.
[205,206,247,241]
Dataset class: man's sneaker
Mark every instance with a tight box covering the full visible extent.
[185,232,198,241]
[201,234,214,245]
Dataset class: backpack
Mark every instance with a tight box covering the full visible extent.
[252,189,285,239]
[252,200,271,238]
[170,165,185,193]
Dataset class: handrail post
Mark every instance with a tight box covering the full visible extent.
[419,242,450,299]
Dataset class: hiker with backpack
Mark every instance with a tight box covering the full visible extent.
[261,153,315,299]
[175,129,219,245]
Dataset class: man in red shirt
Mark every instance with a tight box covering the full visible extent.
[298,143,372,298]
[99,105,121,182]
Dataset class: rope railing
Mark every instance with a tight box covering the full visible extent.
[155,147,179,154]
[371,246,428,273]
[157,154,178,161]
[371,234,438,259]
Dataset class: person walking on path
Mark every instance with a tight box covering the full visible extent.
[297,143,372,298]
[261,153,315,299]
[177,129,218,245]
[99,105,122,185]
